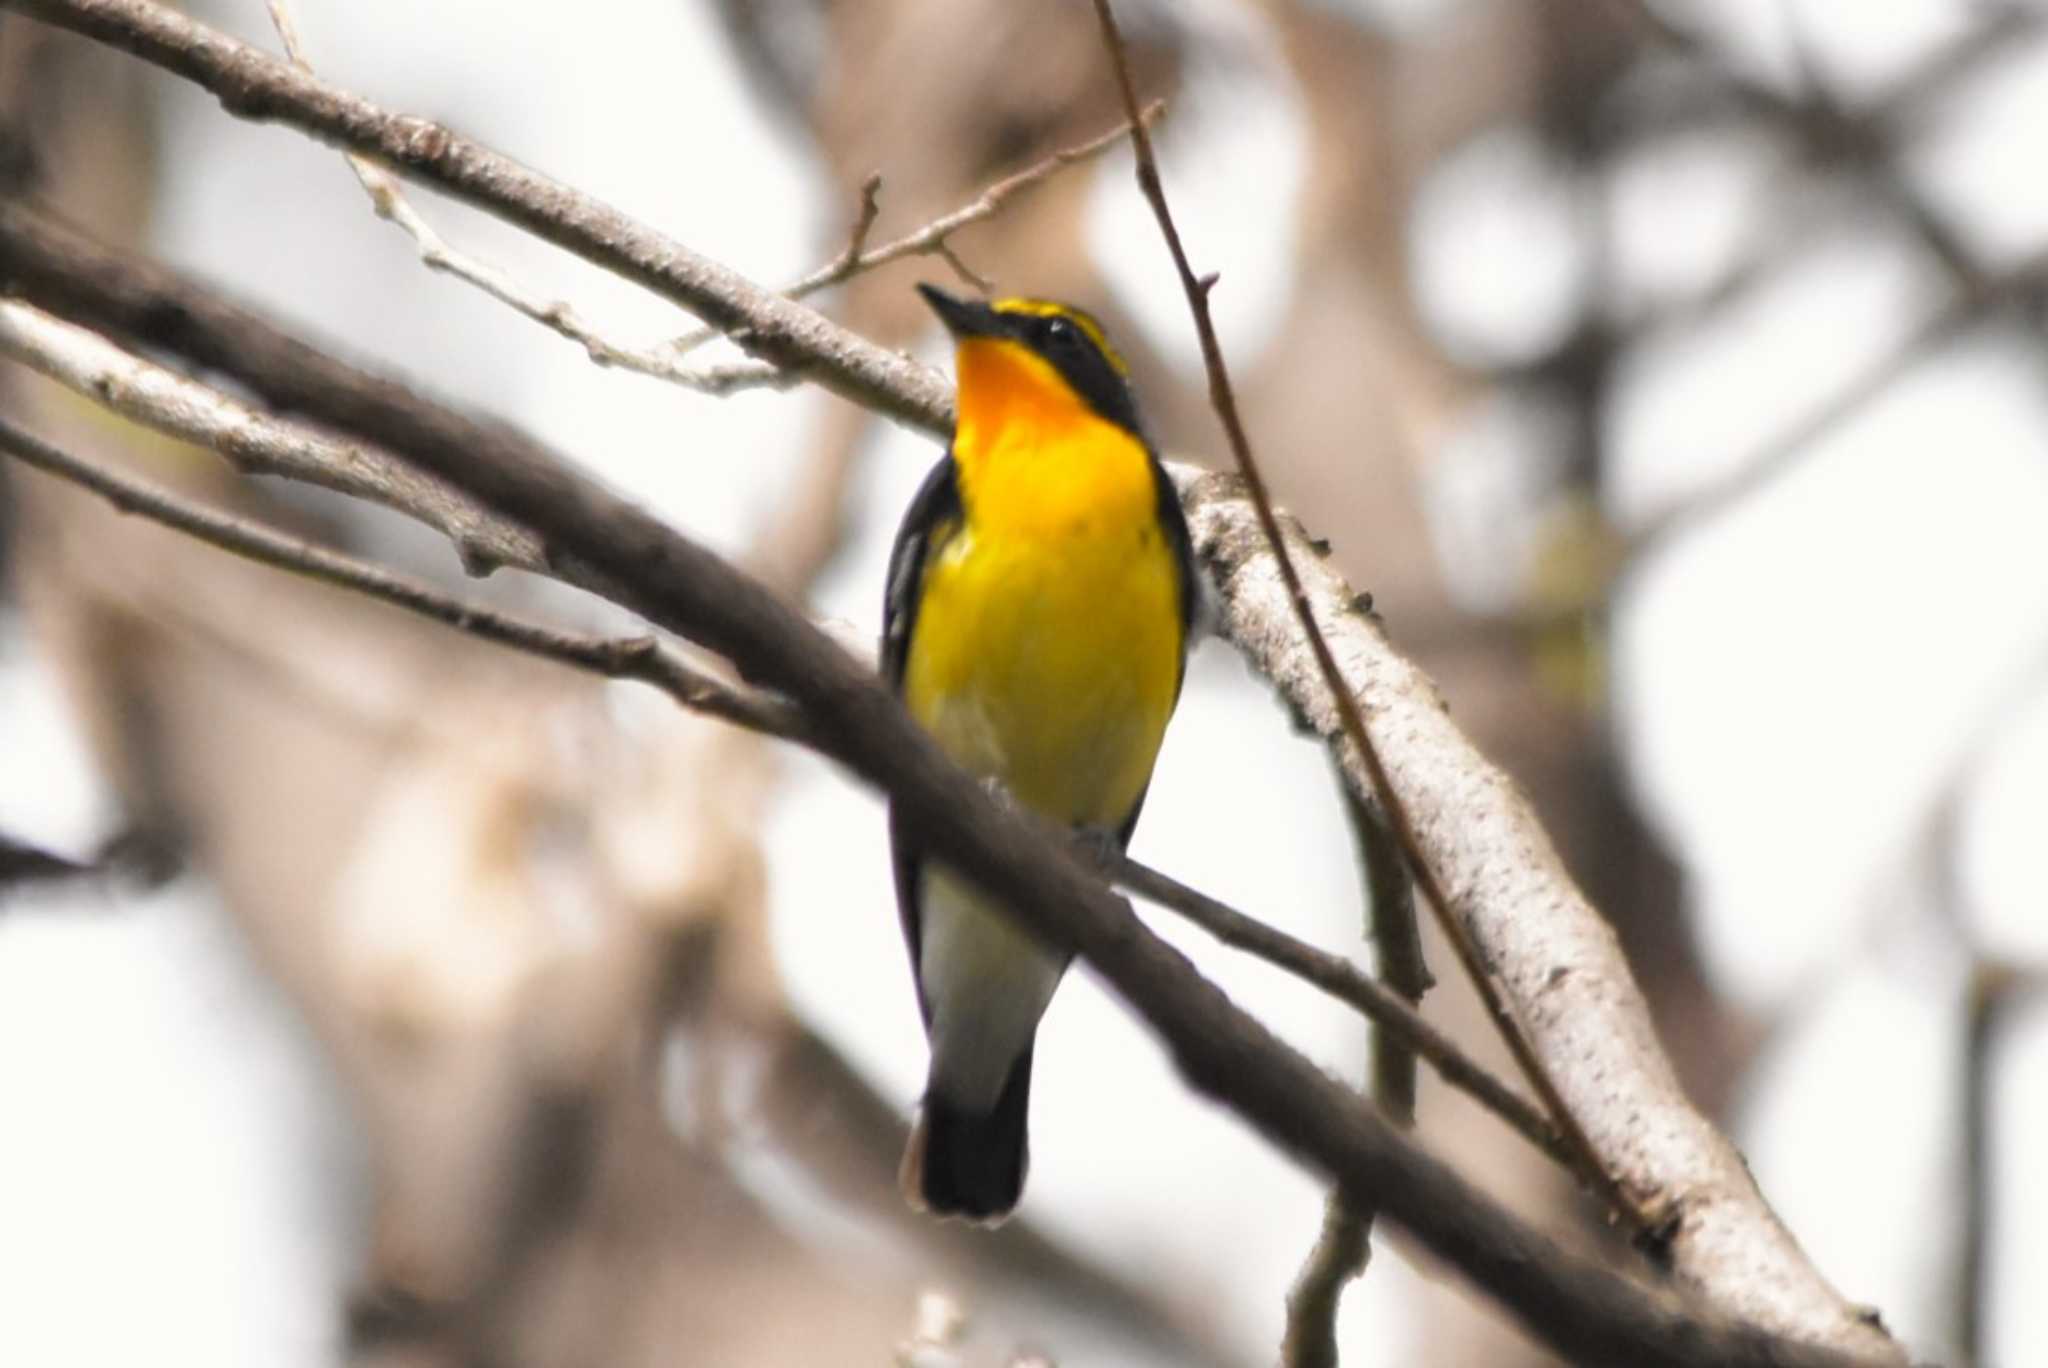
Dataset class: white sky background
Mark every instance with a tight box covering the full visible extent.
[1,1,2044,1365]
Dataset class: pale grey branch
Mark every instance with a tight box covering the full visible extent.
[1183,467,1901,1361]
[1,1,1908,1359]
[0,298,540,575]
[0,308,1551,1160]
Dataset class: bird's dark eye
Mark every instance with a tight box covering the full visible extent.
[1044,317,1078,347]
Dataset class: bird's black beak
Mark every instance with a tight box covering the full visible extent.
[917,282,997,338]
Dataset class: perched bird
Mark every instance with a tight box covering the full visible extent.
[883,283,1197,1222]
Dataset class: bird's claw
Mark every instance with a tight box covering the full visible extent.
[1070,823,1124,870]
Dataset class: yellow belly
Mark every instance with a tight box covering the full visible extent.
[903,511,1181,827]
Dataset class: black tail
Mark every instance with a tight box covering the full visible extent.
[901,1049,1034,1223]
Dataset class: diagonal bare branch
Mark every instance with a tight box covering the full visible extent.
[0,260,1874,1368]
[1104,848,1563,1165]
[1630,244,2048,553]
[0,6,1910,1357]
[1086,0,1631,1225]
[6,0,956,431]
[0,297,542,575]
[260,0,792,396]
[0,331,1559,1167]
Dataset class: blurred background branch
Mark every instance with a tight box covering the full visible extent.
[0,178,1864,1365]
[3,1,1906,1356]
[5,1,2048,1365]
[0,375,1566,1168]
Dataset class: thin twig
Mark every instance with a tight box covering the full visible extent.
[1102,849,1565,1166]
[774,169,910,322]
[1352,791,1433,1121]
[1958,957,2032,1368]
[1283,1200,1371,1368]
[1086,0,1632,1225]
[793,100,1162,293]
[260,0,791,397]
[0,13,1908,1351]
[1959,962,1994,1368]
[271,0,1147,390]
[668,101,1164,352]
[1282,788,1430,1367]
[0,413,805,740]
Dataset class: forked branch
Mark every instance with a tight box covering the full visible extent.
[0,293,1556,1164]
[1084,0,1626,1220]
[0,2,1906,1360]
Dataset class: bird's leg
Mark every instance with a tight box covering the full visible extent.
[1069,822,1125,874]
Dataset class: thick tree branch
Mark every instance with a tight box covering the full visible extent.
[0,196,645,574]
[0,412,801,740]
[0,319,1576,1201]
[0,363,1563,1173]
[1,374,1574,1209]
[0,302,1560,1166]
[0,280,1875,1368]
[5,0,956,434]
[1184,468,1901,1360]
[0,298,542,575]
[0,204,1576,1163]
[0,5,1907,1355]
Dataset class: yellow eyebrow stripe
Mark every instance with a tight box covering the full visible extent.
[990,297,1128,376]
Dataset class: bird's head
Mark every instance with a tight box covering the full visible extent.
[919,283,1143,440]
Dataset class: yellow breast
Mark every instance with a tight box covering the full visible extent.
[903,338,1183,826]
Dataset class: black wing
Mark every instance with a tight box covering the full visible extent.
[884,456,963,1021]
[1147,449,1198,690]
[1117,449,1199,847]
[883,455,962,687]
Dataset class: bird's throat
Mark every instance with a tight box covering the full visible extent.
[951,338,1156,539]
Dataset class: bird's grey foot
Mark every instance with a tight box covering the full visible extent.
[1070,823,1125,871]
